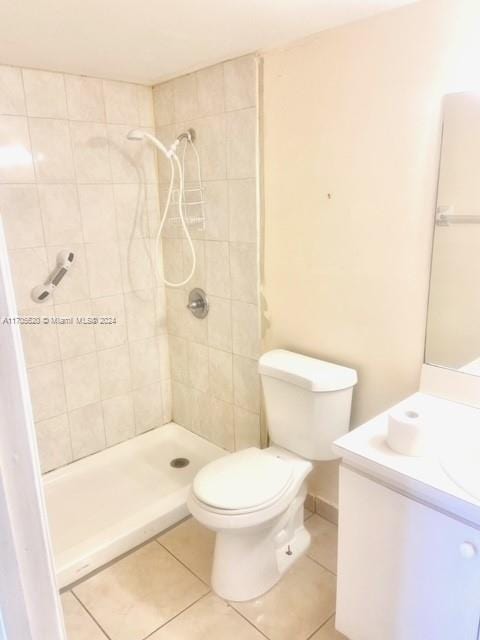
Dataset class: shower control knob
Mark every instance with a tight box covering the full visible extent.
[187,288,209,319]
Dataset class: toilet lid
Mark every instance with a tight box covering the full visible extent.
[193,448,294,511]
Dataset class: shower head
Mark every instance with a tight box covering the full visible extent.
[126,129,145,141]
[126,128,173,159]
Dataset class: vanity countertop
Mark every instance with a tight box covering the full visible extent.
[333,392,480,525]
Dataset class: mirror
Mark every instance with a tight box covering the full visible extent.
[426,92,480,375]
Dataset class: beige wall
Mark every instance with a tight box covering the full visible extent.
[262,0,480,504]
[0,67,170,473]
[152,56,262,452]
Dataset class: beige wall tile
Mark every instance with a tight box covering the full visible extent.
[204,180,228,241]
[172,381,191,427]
[190,388,210,439]
[73,542,208,640]
[209,397,234,450]
[124,288,156,340]
[29,118,75,182]
[230,242,258,303]
[61,591,108,640]
[113,183,146,241]
[163,238,184,284]
[226,108,256,179]
[91,294,127,349]
[36,413,72,473]
[22,69,67,118]
[78,184,117,243]
[182,239,205,290]
[0,115,35,182]
[174,74,198,122]
[85,241,122,298]
[9,247,51,309]
[207,296,232,352]
[55,300,96,359]
[0,66,25,115]
[153,82,175,127]
[0,184,44,249]
[232,301,259,358]
[234,406,260,450]
[192,114,227,180]
[162,378,172,423]
[20,305,60,367]
[224,56,257,112]
[102,393,135,446]
[129,337,160,389]
[63,352,101,410]
[118,238,154,293]
[103,80,138,125]
[69,401,105,459]
[228,179,257,244]
[98,344,131,399]
[28,361,66,421]
[205,241,230,298]
[233,354,260,413]
[133,382,164,433]
[208,347,232,402]
[136,85,154,127]
[70,121,111,183]
[169,335,188,383]
[188,341,209,392]
[64,75,105,122]
[38,184,83,246]
[197,64,224,117]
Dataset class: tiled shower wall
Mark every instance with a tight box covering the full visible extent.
[152,55,261,451]
[0,66,170,473]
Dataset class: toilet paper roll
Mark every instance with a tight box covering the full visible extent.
[387,407,430,457]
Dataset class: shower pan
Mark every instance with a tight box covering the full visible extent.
[45,424,224,588]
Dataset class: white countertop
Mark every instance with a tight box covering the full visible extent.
[333,392,480,525]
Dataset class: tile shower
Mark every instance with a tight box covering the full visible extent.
[0,54,261,584]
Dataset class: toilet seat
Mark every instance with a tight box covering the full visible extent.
[192,448,295,514]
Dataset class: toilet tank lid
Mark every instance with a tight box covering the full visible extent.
[259,350,357,392]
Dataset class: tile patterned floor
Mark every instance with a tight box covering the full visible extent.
[61,510,346,640]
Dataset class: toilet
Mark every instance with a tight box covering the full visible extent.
[187,349,357,602]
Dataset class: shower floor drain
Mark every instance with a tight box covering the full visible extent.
[170,457,190,469]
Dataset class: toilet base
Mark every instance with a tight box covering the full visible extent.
[211,484,310,602]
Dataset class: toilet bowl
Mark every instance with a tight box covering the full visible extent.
[188,349,357,602]
[188,446,313,601]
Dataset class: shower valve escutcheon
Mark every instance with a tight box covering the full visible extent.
[187,288,209,319]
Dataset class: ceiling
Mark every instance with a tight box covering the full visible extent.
[0,0,417,85]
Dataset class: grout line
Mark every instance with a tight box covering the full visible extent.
[154,537,211,587]
[70,590,113,640]
[305,551,338,577]
[228,605,271,639]
[141,591,211,640]
[305,613,337,640]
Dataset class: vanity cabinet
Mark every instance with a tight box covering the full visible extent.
[336,466,480,640]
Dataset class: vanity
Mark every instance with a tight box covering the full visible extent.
[334,91,480,640]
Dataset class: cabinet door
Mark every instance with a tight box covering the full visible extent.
[336,466,480,640]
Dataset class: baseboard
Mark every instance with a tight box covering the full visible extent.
[306,493,338,525]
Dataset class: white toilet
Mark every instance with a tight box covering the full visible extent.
[187,349,357,602]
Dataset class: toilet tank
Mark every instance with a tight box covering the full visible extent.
[259,350,357,461]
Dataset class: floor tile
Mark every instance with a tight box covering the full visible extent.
[61,592,107,640]
[73,541,209,640]
[305,515,338,574]
[310,616,347,639]
[149,593,265,639]
[158,517,215,584]
[232,556,336,640]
